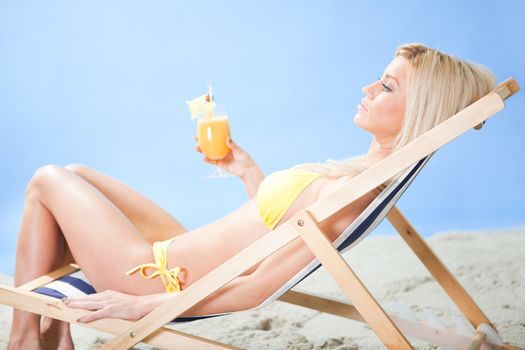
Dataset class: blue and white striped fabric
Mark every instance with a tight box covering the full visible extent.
[33,156,431,322]
[34,270,95,299]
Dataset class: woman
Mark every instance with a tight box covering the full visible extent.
[7,43,496,350]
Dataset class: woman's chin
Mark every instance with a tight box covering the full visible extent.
[353,113,366,130]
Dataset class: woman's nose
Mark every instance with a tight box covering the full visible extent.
[362,81,377,98]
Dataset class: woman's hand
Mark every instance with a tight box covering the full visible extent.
[195,136,256,178]
[63,290,174,323]
[195,136,265,197]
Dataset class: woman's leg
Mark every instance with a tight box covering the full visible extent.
[64,164,188,243]
[9,166,70,350]
[39,164,190,348]
[8,165,172,349]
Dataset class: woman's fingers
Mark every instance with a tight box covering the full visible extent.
[202,156,213,164]
[65,300,106,311]
[226,137,237,150]
[64,293,105,303]
[203,157,221,166]
[63,290,116,308]
[63,289,145,323]
[76,308,109,323]
[65,295,111,322]
[194,136,204,154]
[64,294,108,311]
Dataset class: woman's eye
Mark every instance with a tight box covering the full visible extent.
[381,82,392,92]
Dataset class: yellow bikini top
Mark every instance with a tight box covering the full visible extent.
[257,168,321,230]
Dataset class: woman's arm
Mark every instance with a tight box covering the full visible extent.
[65,276,259,322]
[239,162,265,198]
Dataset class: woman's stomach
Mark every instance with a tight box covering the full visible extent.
[166,198,269,288]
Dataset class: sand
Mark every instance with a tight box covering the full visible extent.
[1,229,524,349]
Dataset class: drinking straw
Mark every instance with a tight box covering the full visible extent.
[204,80,214,118]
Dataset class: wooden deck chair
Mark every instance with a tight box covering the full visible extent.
[0,78,521,350]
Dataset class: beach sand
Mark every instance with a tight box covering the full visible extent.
[1,229,524,349]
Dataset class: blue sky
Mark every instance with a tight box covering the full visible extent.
[1,1,524,275]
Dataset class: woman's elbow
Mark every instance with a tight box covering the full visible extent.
[239,275,275,310]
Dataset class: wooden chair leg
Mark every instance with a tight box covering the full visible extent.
[386,206,494,329]
[293,210,413,350]
[467,325,486,350]
[278,290,513,350]
[278,290,365,322]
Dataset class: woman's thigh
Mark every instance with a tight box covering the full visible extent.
[33,165,166,295]
[65,164,187,243]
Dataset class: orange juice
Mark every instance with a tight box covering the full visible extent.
[198,116,230,160]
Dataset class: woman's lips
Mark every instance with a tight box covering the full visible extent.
[358,99,368,112]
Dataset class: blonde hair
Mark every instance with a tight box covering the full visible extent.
[394,43,496,150]
[294,43,497,184]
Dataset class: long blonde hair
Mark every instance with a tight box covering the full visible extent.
[294,43,497,183]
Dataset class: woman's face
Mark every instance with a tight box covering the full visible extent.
[354,56,409,142]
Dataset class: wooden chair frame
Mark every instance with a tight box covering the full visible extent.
[0,78,521,349]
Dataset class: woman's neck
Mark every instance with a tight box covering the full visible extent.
[361,138,395,168]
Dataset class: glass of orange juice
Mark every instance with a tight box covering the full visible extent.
[187,82,233,178]
[197,104,232,178]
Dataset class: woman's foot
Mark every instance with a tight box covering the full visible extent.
[8,309,44,350]
[40,317,75,350]
[7,333,43,350]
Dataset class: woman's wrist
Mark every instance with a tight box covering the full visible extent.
[241,163,263,183]
[240,163,265,198]
[140,293,174,316]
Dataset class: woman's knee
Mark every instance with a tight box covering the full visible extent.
[64,163,88,176]
[26,164,67,197]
